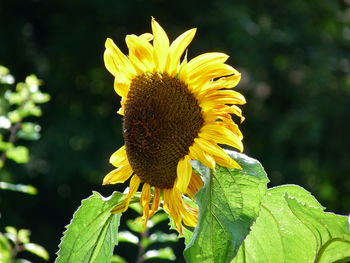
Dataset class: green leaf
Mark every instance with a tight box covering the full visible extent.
[149,212,169,226]
[118,231,139,244]
[148,231,178,245]
[144,247,176,261]
[4,226,17,243]
[31,92,50,104]
[23,243,49,260]
[55,191,123,263]
[18,229,30,244]
[0,140,13,151]
[231,185,350,263]
[0,65,14,85]
[111,255,127,263]
[184,151,269,263]
[6,146,29,163]
[17,122,41,141]
[13,259,32,263]
[126,219,143,234]
[0,182,37,195]
[0,232,12,263]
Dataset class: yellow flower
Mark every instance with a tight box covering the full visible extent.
[103,18,245,233]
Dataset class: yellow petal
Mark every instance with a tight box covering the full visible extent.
[166,28,196,76]
[186,172,204,199]
[151,18,170,72]
[111,175,141,213]
[140,183,151,231]
[189,144,216,169]
[149,187,161,217]
[103,164,133,185]
[139,33,153,42]
[114,78,129,98]
[200,124,243,152]
[194,138,239,168]
[126,34,155,72]
[163,188,183,234]
[187,52,229,73]
[189,64,237,89]
[105,38,136,78]
[176,155,192,192]
[109,145,127,166]
[213,155,241,169]
[199,74,241,94]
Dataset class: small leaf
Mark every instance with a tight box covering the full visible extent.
[18,122,41,141]
[7,110,21,123]
[55,191,123,263]
[111,255,127,263]
[184,151,269,263]
[6,146,29,163]
[13,259,32,263]
[150,212,169,226]
[0,182,37,195]
[118,231,139,244]
[31,93,50,104]
[129,202,142,215]
[148,231,178,246]
[23,243,49,260]
[144,247,176,261]
[4,226,17,236]
[18,229,30,244]
[126,219,143,234]
[0,141,13,151]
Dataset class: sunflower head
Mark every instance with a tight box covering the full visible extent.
[103,18,245,233]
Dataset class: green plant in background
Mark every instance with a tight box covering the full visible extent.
[0,65,50,171]
[0,65,49,263]
[0,226,49,263]
[113,204,177,263]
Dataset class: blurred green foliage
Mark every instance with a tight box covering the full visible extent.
[1,0,349,262]
[0,66,49,262]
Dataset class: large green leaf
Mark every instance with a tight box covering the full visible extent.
[55,191,123,263]
[184,151,269,263]
[232,185,350,263]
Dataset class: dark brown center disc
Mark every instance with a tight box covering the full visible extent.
[123,73,204,189]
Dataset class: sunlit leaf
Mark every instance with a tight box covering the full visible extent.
[118,231,139,244]
[144,247,176,261]
[4,226,17,243]
[23,243,49,260]
[184,151,269,263]
[126,219,143,234]
[18,229,30,244]
[0,182,37,195]
[150,212,169,226]
[18,122,41,141]
[148,231,178,246]
[6,146,29,163]
[31,93,50,104]
[56,191,123,263]
[111,255,127,263]
[13,259,32,263]
[231,185,350,263]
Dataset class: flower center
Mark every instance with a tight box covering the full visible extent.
[123,73,204,189]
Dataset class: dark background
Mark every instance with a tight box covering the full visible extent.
[1,0,349,262]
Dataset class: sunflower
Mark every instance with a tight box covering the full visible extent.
[103,18,245,233]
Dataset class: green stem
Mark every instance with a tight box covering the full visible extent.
[136,227,149,263]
